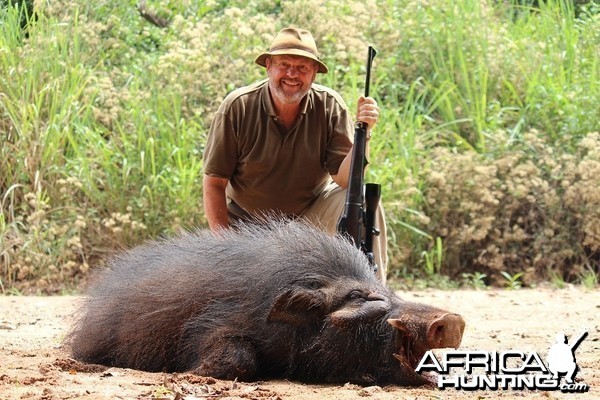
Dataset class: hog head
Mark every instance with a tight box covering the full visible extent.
[265,274,465,386]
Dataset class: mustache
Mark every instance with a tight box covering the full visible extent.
[280,78,302,85]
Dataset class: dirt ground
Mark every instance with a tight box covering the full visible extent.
[1,286,598,400]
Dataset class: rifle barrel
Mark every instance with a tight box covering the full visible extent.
[337,46,378,252]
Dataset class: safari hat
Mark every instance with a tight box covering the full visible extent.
[255,27,328,74]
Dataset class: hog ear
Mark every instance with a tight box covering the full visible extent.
[267,288,326,326]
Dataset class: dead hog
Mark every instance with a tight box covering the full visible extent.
[67,220,465,386]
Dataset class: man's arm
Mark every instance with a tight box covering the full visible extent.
[331,96,378,188]
[331,134,370,189]
[203,174,230,232]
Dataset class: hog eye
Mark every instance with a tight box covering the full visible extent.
[348,290,364,301]
[297,278,324,290]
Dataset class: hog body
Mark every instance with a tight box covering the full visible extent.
[68,220,465,386]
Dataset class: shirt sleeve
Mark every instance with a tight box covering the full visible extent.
[325,101,354,175]
[202,110,238,179]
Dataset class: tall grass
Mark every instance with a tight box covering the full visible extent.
[514,0,599,145]
[1,0,598,292]
[424,1,495,151]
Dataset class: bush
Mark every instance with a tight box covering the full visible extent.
[413,130,600,285]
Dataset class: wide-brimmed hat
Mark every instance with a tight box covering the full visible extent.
[255,27,328,74]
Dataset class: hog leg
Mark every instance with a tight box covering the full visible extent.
[192,331,258,381]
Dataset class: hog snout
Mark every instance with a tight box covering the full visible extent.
[427,313,465,349]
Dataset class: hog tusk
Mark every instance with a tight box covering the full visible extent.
[387,318,408,333]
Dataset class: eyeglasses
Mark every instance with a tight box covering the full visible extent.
[271,61,315,75]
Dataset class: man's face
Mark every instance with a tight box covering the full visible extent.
[266,55,317,105]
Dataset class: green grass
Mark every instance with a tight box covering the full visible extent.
[500,271,525,290]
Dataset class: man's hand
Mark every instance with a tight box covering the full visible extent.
[356,96,379,133]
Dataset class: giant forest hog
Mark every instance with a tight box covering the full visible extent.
[68,220,465,386]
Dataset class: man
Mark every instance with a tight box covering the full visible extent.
[202,27,388,281]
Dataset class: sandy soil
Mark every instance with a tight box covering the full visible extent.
[1,286,598,400]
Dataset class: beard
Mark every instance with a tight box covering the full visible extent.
[269,77,312,104]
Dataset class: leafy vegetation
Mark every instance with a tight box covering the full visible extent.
[1,0,598,293]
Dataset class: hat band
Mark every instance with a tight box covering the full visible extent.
[269,44,319,57]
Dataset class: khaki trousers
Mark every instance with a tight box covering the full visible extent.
[301,182,388,283]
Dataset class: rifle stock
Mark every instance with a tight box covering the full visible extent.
[337,46,381,272]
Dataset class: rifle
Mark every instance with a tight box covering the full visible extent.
[337,46,381,273]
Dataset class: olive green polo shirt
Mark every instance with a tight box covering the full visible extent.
[203,79,353,216]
